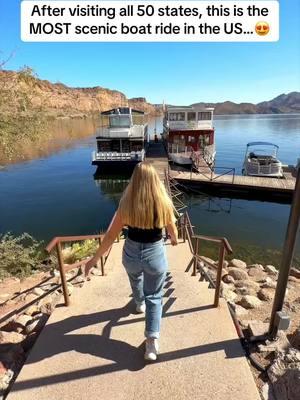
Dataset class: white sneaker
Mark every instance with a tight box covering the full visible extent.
[136,302,146,313]
[144,339,159,361]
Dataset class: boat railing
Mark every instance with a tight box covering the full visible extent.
[168,120,213,130]
[247,161,282,176]
[93,149,145,162]
[164,170,233,307]
[98,125,145,138]
[45,234,115,306]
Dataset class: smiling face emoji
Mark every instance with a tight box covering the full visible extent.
[255,21,270,36]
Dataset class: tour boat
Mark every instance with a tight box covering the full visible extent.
[92,107,148,169]
[163,105,216,167]
[242,142,283,178]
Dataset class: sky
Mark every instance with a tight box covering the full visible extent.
[0,0,300,105]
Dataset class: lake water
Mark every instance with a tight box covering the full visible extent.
[0,114,299,267]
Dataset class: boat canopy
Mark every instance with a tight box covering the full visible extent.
[246,141,279,148]
[101,108,144,115]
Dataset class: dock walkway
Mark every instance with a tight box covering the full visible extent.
[170,168,296,201]
[9,240,260,400]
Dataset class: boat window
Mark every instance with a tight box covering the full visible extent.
[187,112,196,121]
[198,112,212,121]
[109,115,131,128]
[169,112,185,121]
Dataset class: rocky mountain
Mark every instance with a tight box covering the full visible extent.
[191,92,300,115]
[0,69,157,118]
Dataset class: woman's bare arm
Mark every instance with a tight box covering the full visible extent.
[166,219,178,246]
[84,210,123,275]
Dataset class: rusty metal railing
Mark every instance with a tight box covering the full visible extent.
[164,169,233,307]
[45,234,109,306]
[179,211,233,307]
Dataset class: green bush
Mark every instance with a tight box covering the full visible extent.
[0,233,45,278]
[62,239,99,264]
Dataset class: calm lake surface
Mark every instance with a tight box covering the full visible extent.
[0,114,299,267]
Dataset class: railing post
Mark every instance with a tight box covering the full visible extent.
[214,242,225,307]
[56,242,70,306]
[193,237,199,276]
[98,237,105,276]
[183,213,187,242]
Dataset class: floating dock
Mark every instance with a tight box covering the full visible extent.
[147,141,296,202]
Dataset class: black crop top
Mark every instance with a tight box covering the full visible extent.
[127,226,162,243]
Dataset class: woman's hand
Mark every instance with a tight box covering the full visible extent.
[84,258,96,277]
[171,237,178,246]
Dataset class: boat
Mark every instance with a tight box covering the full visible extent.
[92,107,148,169]
[242,142,283,178]
[163,105,216,167]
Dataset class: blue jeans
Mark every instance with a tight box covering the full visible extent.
[122,238,168,339]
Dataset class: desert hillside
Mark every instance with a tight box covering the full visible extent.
[191,92,300,114]
[0,69,158,117]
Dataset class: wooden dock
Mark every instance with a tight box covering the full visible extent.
[170,168,296,202]
[145,141,169,181]
[145,141,296,202]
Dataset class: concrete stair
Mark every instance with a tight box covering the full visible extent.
[8,240,260,400]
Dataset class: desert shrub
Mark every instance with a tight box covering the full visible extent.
[62,239,99,264]
[0,232,45,278]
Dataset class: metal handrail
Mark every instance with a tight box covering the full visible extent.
[179,211,233,307]
[45,234,108,306]
[164,169,233,307]
[190,164,236,184]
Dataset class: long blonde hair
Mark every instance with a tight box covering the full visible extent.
[119,162,175,229]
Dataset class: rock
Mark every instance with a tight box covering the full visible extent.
[239,295,262,309]
[13,315,32,333]
[261,382,276,400]
[248,263,264,271]
[67,282,73,296]
[290,267,300,279]
[248,321,269,337]
[235,280,260,291]
[25,314,48,335]
[268,348,300,400]
[214,260,229,269]
[200,256,215,266]
[264,265,278,276]
[235,286,257,296]
[39,283,58,292]
[0,367,14,393]
[32,287,45,296]
[247,267,267,281]
[72,275,85,284]
[24,305,40,316]
[222,274,235,284]
[232,304,248,317]
[228,267,249,281]
[259,331,291,353]
[51,270,60,278]
[221,283,237,302]
[289,276,299,283]
[40,302,55,315]
[290,329,300,350]
[91,268,102,276]
[258,288,274,302]
[0,331,24,345]
[229,259,247,269]
[25,293,39,304]
[261,277,277,289]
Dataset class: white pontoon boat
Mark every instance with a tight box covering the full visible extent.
[242,142,283,178]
